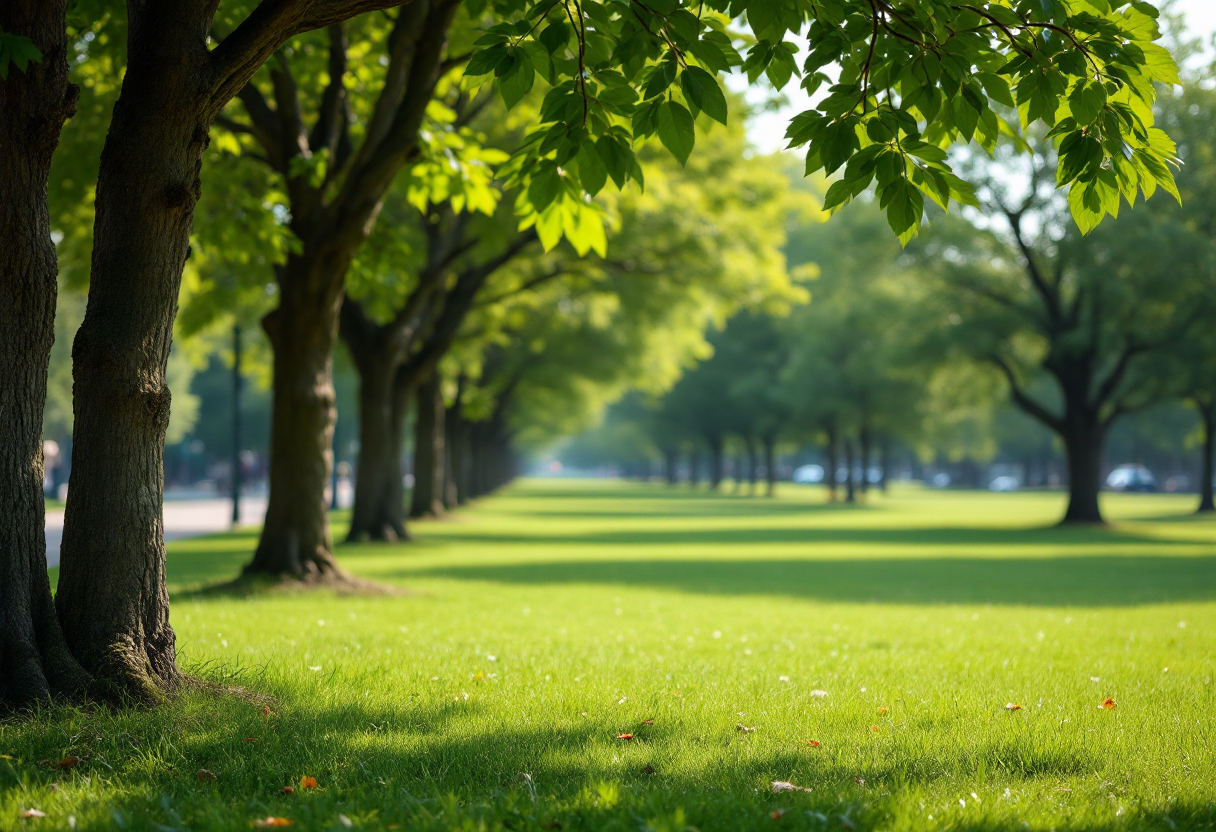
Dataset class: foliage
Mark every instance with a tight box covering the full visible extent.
[469,0,1180,245]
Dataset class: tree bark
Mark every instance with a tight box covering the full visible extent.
[410,373,445,518]
[1197,402,1214,514]
[346,345,408,541]
[0,0,91,708]
[244,272,347,577]
[1060,421,1105,524]
[858,424,872,495]
[746,437,758,496]
[663,449,678,485]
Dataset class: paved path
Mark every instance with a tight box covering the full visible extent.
[45,497,268,568]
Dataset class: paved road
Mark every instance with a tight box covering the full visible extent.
[45,497,268,568]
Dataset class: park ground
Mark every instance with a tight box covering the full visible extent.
[4,481,1215,831]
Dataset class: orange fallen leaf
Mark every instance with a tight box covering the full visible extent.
[617,733,634,741]
[262,706,273,717]
[22,808,48,818]
[57,757,80,770]
[197,769,217,783]
[870,725,879,732]
[299,775,318,789]
[253,818,293,828]
[243,737,259,743]
[1102,698,1116,710]
[770,809,786,820]
[280,786,295,796]
[877,707,888,715]
[1005,703,1022,711]
[806,740,821,748]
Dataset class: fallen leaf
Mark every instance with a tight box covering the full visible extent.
[770,809,786,820]
[870,725,879,732]
[197,769,217,783]
[806,740,821,748]
[854,777,866,786]
[262,706,272,717]
[641,719,655,726]
[1102,698,1116,710]
[299,775,318,789]
[877,707,888,715]
[772,781,811,793]
[280,786,295,796]
[641,765,656,775]
[737,724,756,733]
[57,757,80,770]
[244,738,259,743]
[616,733,634,741]
[253,818,293,828]
[1005,703,1022,711]
[23,809,48,818]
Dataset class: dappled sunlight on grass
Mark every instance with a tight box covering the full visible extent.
[11,480,1216,830]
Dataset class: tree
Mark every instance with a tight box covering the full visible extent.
[52,0,414,702]
[0,4,91,707]
[915,149,1203,523]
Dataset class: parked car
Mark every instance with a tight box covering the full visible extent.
[988,475,1020,492]
[1106,464,1158,493]
[792,464,825,484]
[929,472,952,488]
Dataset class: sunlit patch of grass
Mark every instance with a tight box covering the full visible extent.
[9,480,1216,830]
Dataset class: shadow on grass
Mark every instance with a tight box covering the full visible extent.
[4,691,1210,831]
[400,555,1216,606]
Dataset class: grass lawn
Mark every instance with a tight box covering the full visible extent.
[6,480,1215,831]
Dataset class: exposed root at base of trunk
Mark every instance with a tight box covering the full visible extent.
[186,570,407,599]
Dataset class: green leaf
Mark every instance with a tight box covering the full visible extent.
[1069,79,1107,126]
[679,66,728,125]
[498,51,535,109]
[656,100,695,165]
[527,164,562,212]
[576,143,608,197]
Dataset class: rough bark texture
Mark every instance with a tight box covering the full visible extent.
[241,1,461,570]
[443,398,463,509]
[58,0,409,697]
[410,374,446,519]
[245,271,347,577]
[0,0,91,708]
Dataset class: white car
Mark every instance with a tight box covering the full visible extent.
[792,464,825,484]
[988,475,1019,492]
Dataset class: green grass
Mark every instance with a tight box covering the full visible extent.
[7,480,1216,831]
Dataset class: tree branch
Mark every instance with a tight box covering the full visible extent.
[987,353,1064,432]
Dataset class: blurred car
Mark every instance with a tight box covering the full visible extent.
[988,475,1019,492]
[792,464,825,484]
[929,472,952,488]
[1106,464,1158,493]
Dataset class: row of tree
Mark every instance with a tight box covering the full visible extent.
[572,76,1216,523]
[0,0,1179,710]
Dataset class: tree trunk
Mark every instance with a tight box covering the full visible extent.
[843,438,857,503]
[763,436,777,498]
[708,438,725,491]
[410,373,445,518]
[245,271,346,578]
[1197,403,1214,514]
[56,17,224,698]
[346,353,408,541]
[443,400,462,509]
[1060,420,1105,525]
[732,453,744,494]
[825,426,839,502]
[858,425,872,495]
[746,437,758,496]
[664,449,678,485]
[0,0,91,707]
[878,440,890,493]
